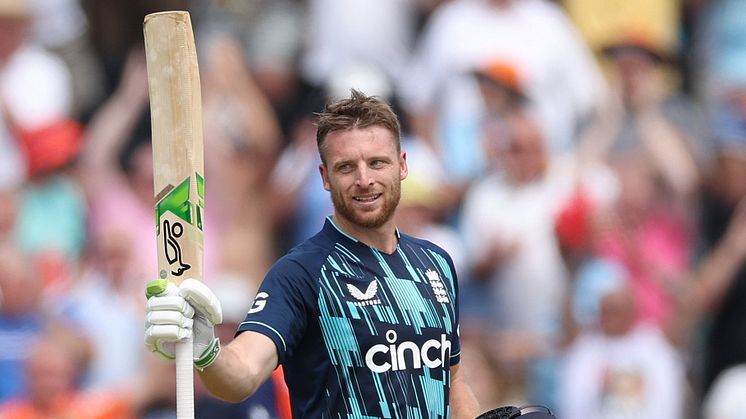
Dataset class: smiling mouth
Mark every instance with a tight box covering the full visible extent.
[353,194,382,203]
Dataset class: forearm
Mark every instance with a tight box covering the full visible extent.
[81,50,149,173]
[198,332,278,403]
[450,364,480,419]
[689,240,746,313]
[687,200,746,314]
[637,110,699,196]
[204,36,281,151]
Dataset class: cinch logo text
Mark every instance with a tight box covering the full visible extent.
[364,330,451,373]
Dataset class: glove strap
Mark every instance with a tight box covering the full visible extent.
[194,338,221,371]
[152,346,176,361]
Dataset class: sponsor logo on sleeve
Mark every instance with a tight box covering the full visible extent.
[248,292,269,314]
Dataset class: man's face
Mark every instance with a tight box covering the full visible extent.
[485,111,546,184]
[599,288,636,337]
[319,126,407,229]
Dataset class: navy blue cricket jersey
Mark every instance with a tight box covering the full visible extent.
[237,217,461,418]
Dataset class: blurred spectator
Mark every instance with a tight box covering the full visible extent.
[0,335,131,419]
[0,243,89,403]
[190,0,305,137]
[301,0,420,93]
[0,0,81,154]
[0,243,45,402]
[82,0,187,95]
[200,35,284,286]
[590,158,694,329]
[12,172,86,295]
[562,0,681,59]
[77,47,161,285]
[400,0,605,176]
[577,34,703,205]
[271,107,332,248]
[566,34,710,355]
[60,226,149,392]
[25,0,106,118]
[459,109,571,404]
[557,258,685,419]
[473,60,529,120]
[562,87,746,415]
[0,0,87,292]
[696,98,746,394]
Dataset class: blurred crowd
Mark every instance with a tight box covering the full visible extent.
[0,0,745,418]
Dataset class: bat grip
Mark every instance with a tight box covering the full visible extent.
[175,336,195,418]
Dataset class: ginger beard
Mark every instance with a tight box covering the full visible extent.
[329,172,402,229]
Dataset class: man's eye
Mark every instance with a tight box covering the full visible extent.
[338,164,353,173]
[371,160,386,168]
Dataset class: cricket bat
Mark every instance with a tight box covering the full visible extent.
[144,11,204,419]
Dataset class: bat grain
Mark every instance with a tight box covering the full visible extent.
[144,11,204,419]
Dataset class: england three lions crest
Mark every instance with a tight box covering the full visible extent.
[425,269,450,304]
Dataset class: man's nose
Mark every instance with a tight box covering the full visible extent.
[355,166,374,187]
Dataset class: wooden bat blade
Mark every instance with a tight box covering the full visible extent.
[144,10,204,419]
[144,10,204,286]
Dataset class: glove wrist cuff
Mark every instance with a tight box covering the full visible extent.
[194,338,221,371]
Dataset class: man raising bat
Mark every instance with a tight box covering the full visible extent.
[145,90,480,418]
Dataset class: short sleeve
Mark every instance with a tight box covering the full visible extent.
[236,257,319,363]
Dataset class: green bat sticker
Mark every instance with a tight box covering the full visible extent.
[155,173,204,278]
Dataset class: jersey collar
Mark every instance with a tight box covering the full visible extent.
[325,216,402,245]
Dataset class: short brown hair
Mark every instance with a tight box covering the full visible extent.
[315,89,401,164]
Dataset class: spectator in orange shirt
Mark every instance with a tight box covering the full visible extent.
[0,336,133,419]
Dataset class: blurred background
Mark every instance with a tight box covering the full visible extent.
[0,0,745,417]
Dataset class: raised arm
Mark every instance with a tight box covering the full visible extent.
[663,198,746,346]
[201,35,282,156]
[78,48,150,192]
[145,278,279,403]
[683,198,746,314]
[198,330,279,402]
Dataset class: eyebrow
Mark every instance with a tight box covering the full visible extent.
[333,154,393,166]
[332,159,355,170]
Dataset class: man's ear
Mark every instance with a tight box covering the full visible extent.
[319,163,331,191]
[399,151,408,181]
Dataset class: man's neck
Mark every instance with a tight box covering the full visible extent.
[331,215,399,254]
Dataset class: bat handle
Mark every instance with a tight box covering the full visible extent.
[175,336,195,418]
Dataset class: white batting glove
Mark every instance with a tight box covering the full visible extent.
[145,278,223,370]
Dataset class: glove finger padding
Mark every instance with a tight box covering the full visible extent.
[179,279,223,370]
[179,278,223,325]
[145,280,195,360]
[146,310,195,329]
[146,295,196,319]
[145,324,191,359]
